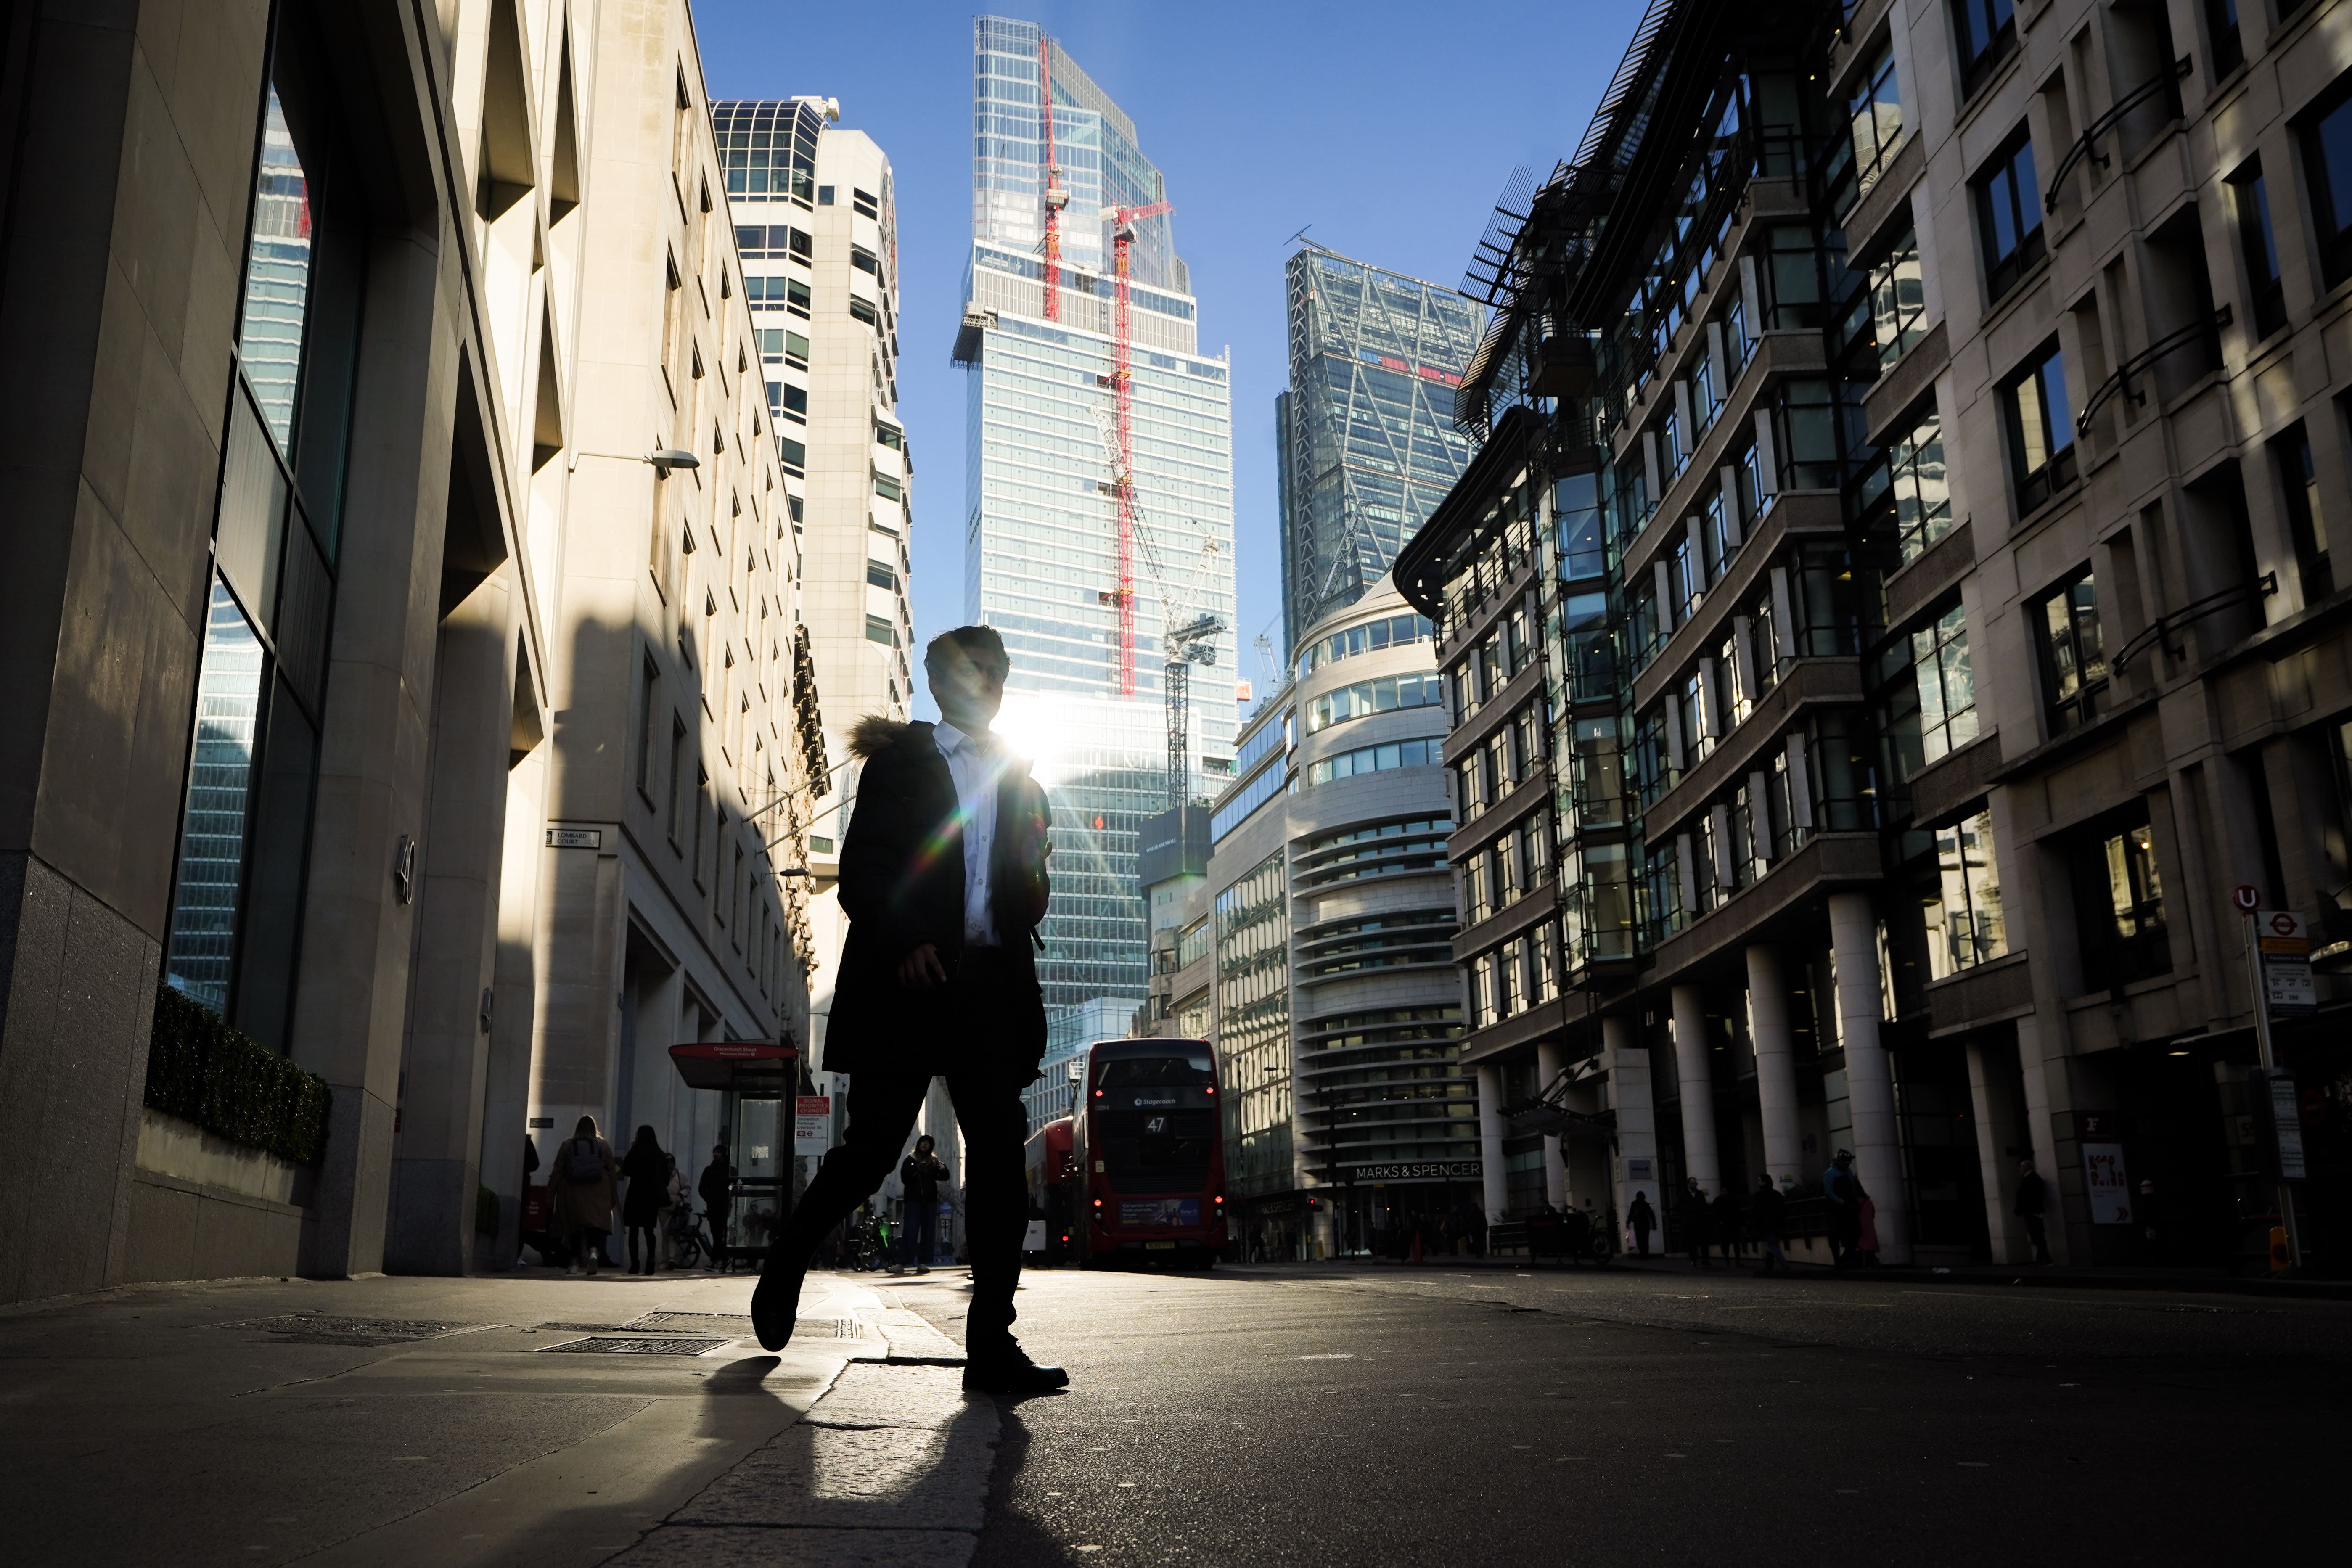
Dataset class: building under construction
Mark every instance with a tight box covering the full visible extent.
[955,16,1236,1011]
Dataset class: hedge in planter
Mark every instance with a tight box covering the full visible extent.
[146,984,332,1166]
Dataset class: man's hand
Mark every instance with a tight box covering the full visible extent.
[896,943,949,991]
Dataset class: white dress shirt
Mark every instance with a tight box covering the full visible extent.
[934,721,1006,946]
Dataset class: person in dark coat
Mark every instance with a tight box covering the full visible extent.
[620,1126,668,1275]
[751,627,1064,1394]
[1627,1190,1656,1257]
[899,1134,948,1272]
[2015,1158,2052,1264]
[1679,1177,1714,1267]
[698,1145,733,1258]
[1711,1183,1744,1264]
[548,1116,617,1274]
[1751,1173,1788,1274]
[1823,1150,1862,1267]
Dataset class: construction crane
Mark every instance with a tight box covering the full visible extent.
[1096,196,1173,695]
[1092,407,1224,806]
[1037,36,1066,323]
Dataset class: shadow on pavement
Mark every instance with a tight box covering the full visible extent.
[969,1399,1081,1568]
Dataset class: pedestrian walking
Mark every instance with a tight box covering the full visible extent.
[699,1145,733,1261]
[1627,1190,1656,1257]
[1679,1177,1713,1267]
[1711,1183,1744,1264]
[519,1134,541,1267]
[660,1154,688,1269]
[748,627,1066,1393]
[900,1134,948,1271]
[550,1115,617,1274]
[2015,1158,2052,1264]
[1823,1150,1862,1268]
[1751,1173,1788,1274]
[620,1126,668,1276]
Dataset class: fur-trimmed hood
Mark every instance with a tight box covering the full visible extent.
[847,714,919,758]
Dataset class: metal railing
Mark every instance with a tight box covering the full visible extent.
[2110,573,2277,672]
[2045,56,2192,213]
[2074,303,2230,436]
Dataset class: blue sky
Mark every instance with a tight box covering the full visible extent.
[692,0,1646,712]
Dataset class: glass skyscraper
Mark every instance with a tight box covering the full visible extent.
[1277,244,1482,652]
[960,16,1235,1011]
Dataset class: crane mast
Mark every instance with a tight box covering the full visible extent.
[1038,37,1065,323]
[1099,198,1172,696]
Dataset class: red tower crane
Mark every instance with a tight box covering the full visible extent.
[1038,37,1066,322]
[1100,197,1172,695]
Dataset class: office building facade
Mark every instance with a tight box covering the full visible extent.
[716,99,918,1175]
[1397,0,2352,1272]
[0,0,812,1297]
[958,17,1236,1012]
[1278,246,1483,653]
[530,3,819,1259]
[1172,578,1469,1261]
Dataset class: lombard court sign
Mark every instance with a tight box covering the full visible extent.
[1346,1160,1483,1182]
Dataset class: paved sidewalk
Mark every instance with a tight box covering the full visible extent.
[0,1266,1000,1566]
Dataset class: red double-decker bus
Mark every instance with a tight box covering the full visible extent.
[1069,1037,1225,1269]
[1024,1116,1077,1264]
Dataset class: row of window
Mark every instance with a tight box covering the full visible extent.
[1305,672,1445,734]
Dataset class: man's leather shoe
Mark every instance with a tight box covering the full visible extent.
[749,1264,805,1352]
[962,1341,1069,1394]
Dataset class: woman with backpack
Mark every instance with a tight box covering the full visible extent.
[551,1115,618,1274]
[620,1126,669,1276]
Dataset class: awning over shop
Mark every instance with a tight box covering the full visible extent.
[668,1041,797,1096]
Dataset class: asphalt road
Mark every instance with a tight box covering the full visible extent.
[876,1261,2351,1567]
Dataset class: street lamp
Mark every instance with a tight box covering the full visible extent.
[568,447,701,477]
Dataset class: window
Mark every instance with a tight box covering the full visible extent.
[692,767,708,885]
[1922,811,2006,981]
[779,384,807,424]
[2302,80,2352,289]
[849,296,879,327]
[2204,0,2244,79]
[1952,0,2017,98]
[2073,817,2170,989]
[851,245,879,275]
[816,184,835,205]
[786,278,811,317]
[1305,737,1437,786]
[784,329,809,368]
[867,560,897,592]
[873,470,902,502]
[635,655,659,796]
[865,613,897,646]
[1976,131,2044,301]
[1849,40,1903,201]
[667,717,688,842]
[1886,406,1953,565]
[2035,568,2106,732]
[2005,343,2077,513]
[2228,159,2286,339]
[852,187,879,219]
[2276,424,2332,602]
[875,423,904,450]
[1304,673,1447,732]
[1911,601,1979,765]
[1868,229,1927,367]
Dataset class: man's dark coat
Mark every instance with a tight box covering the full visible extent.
[824,716,1050,1079]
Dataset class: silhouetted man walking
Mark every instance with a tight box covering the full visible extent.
[749,627,1065,1394]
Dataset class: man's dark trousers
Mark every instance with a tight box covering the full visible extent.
[763,952,1030,1346]
[903,1200,939,1267]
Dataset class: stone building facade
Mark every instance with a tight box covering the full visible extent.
[0,0,814,1302]
[1395,0,2352,1272]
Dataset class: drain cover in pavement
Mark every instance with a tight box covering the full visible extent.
[538,1335,733,1355]
[212,1314,477,1346]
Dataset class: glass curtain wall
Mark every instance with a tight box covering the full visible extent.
[163,8,365,1051]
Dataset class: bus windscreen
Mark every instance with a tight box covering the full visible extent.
[1095,1051,1213,1089]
